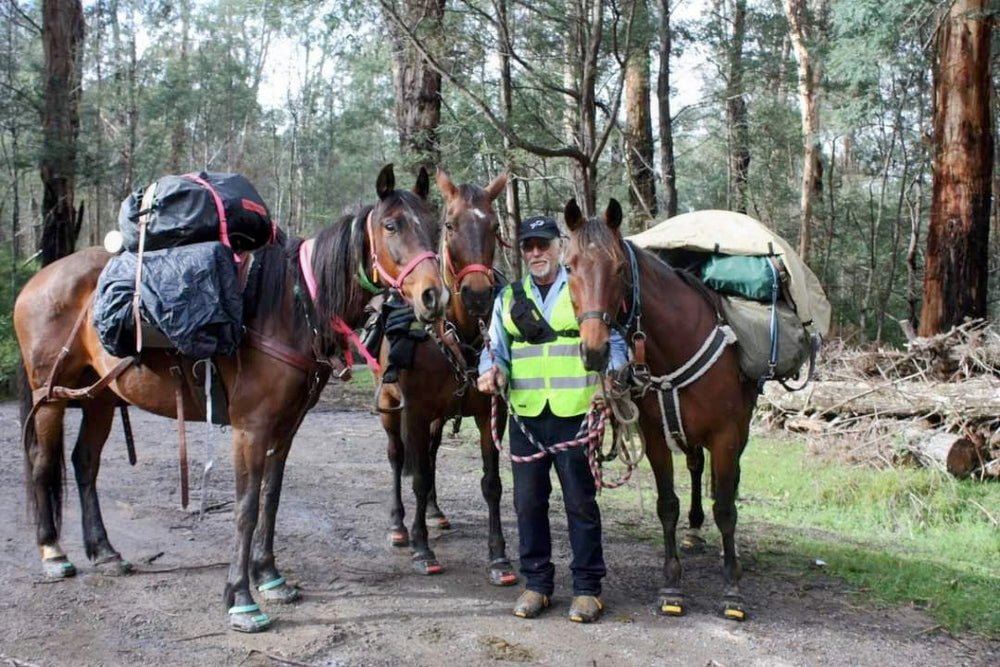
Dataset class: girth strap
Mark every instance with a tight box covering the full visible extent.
[245,329,315,373]
[648,325,737,454]
[170,366,190,510]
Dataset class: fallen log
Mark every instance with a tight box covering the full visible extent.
[763,377,1000,419]
[900,428,979,477]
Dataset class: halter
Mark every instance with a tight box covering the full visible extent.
[365,210,439,291]
[443,243,493,288]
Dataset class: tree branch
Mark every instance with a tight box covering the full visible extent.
[378,0,587,161]
[4,0,42,35]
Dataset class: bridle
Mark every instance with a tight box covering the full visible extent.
[441,204,496,290]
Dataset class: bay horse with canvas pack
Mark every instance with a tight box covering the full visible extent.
[563,198,759,621]
[376,169,517,585]
[14,164,446,632]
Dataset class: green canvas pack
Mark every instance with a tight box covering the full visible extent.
[701,254,778,302]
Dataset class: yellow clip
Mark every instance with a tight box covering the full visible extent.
[661,604,683,615]
[372,267,379,283]
[724,608,746,621]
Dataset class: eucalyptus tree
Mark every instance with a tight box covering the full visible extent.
[40,0,85,265]
[919,0,994,335]
[625,0,656,227]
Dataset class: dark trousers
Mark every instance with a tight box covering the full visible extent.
[511,404,606,597]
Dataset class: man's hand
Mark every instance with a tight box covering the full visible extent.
[477,367,506,394]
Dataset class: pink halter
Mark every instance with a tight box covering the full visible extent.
[365,211,438,290]
[443,245,493,287]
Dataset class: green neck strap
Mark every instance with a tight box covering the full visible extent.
[357,264,385,295]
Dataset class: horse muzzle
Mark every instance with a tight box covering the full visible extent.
[415,286,450,323]
[460,285,493,319]
[580,340,610,373]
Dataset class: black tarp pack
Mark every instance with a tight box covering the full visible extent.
[93,241,243,359]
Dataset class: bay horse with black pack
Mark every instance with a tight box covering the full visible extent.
[376,169,517,586]
[14,164,446,632]
[563,198,759,621]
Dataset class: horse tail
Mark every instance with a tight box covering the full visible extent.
[18,357,64,530]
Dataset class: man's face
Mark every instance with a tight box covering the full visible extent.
[521,237,560,284]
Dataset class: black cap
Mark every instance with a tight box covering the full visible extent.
[518,215,560,241]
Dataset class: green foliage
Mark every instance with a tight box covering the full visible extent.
[0,251,38,398]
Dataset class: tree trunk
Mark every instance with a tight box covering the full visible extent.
[901,428,979,478]
[919,0,994,336]
[784,0,826,264]
[167,0,191,174]
[625,0,656,228]
[496,0,521,277]
[726,0,749,214]
[656,0,676,218]
[385,0,445,175]
[40,0,85,265]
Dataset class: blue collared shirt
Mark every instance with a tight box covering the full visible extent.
[478,265,628,376]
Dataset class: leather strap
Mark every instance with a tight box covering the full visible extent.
[245,330,314,373]
[132,183,157,353]
[171,366,190,510]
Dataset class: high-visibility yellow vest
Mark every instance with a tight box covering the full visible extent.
[501,281,599,417]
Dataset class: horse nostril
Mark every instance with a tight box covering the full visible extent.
[421,288,438,311]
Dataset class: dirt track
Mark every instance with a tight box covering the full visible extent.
[0,393,996,666]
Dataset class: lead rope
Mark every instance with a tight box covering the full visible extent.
[478,321,639,489]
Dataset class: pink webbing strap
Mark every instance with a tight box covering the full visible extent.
[298,238,382,373]
[183,172,235,260]
[444,245,492,287]
[365,211,438,290]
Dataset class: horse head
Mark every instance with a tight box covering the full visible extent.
[369,164,448,323]
[564,197,626,373]
[436,169,507,321]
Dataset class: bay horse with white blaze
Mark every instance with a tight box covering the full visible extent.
[15,164,446,632]
[377,169,517,585]
[563,198,758,620]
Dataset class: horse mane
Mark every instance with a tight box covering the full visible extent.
[312,206,372,349]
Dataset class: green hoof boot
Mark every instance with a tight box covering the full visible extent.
[387,529,410,548]
[679,532,707,554]
[42,557,76,579]
[257,577,299,604]
[95,555,132,576]
[228,603,271,633]
[413,556,443,576]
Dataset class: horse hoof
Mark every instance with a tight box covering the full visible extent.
[257,577,299,604]
[228,603,271,633]
[413,558,443,576]
[658,589,685,616]
[95,555,132,576]
[721,597,747,622]
[434,517,452,530]
[41,557,76,579]
[680,533,707,554]
[387,530,410,548]
[488,563,518,587]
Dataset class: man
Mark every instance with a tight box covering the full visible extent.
[477,214,626,623]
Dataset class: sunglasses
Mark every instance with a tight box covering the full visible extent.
[520,238,552,252]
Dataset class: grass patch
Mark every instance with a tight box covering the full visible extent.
[598,434,1000,637]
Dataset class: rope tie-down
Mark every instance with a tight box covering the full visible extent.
[479,321,643,490]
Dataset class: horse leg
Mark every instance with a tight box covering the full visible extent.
[250,439,299,604]
[26,402,75,579]
[404,412,441,575]
[474,409,515,586]
[680,449,707,553]
[641,414,685,616]
[425,419,451,530]
[384,411,409,547]
[71,393,131,575]
[711,429,747,622]
[223,427,272,633]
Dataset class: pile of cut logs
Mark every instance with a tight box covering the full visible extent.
[762,319,1000,480]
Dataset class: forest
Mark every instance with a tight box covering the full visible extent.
[1,0,997,358]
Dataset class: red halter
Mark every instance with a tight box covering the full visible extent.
[443,244,493,287]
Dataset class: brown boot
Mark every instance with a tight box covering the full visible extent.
[512,590,549,619]
[568,595,603,623]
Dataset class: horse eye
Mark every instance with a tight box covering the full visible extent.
[384,219,397,233]
[445,222,454,231]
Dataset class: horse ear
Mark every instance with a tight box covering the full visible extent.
[564,199,584,232]
[605,198,623,231]
[436,168,458,202]
[484,171,508,201]
[377,164,395,200]
[413,167,430,199]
